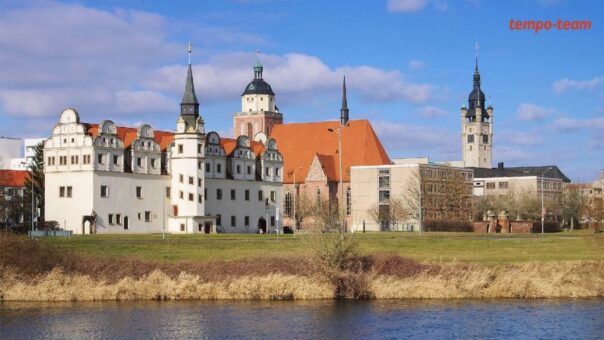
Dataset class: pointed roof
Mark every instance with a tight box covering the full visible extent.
[270,119,391,184]
[181,64,199,105]
[340,76,349,126]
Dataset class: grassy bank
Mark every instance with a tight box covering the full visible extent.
[1,233,603,301]
[41,231,603,264]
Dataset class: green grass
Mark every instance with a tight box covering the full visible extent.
[41,230,604,265]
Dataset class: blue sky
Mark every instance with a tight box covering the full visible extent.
[0,0,602,181]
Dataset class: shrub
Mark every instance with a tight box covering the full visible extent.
[423,219,474,232]
[531,221,561,233]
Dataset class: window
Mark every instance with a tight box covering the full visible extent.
[275,167,280,177]
[189,176,194,185]
[244,216,250,226]
[270,216,275,227]
[113,155,119,165]
[378,176,390,188]
[378,190,390,203]
[467,134,474,143]
[145,211,151,222]
[265,167,270,176]
[204,188,207,198]
[247,166,251,175]
[179,174,184,183]
[482,134,489,143]
[59,186,65,197]
[271,191,276,202]
[231,189,236,200]
[236,165,241,174]
[100,185,109,198]
[108,214,113,224]
[189,193,194,201]
[136,186,142,198]
[198,144,202,154]
[66,186,72,198]
[198,161,202,170]
[179,191,184,199]
[166,187,171,198]
[137,157,142,167]
[138,213,141,220]
[346,187,351,215]
[217,189,223,200]
[258,190,263,201]
[486,182,496,189]
[151,158,156,168]
[245,189,250,201]
[178,144,183,153]
[116,214,122,225]
[83,155,90,164]
[198,178,202,187]
[316,188,321,205]
[498,182,509,189]
[205,163,210,172]
[231,215,236,227]
[180,224,185,232]
[97,154,104,164]
[198,194,202,203]
[216,214,222,226]
[217,163,222,173]
[285,192,293,216]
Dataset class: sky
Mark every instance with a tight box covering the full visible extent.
[0,0,603,181]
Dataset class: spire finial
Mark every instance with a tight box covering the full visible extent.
[340,75,349,126]
[253,50,263,79]
[475,41,479,71]
[188,41,192,65]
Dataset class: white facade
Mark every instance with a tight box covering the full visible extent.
[0,137,22,169]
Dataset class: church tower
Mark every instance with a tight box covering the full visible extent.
[169,42,206,233]
[461,56,493,168]
[340,76,349,126]
[233,57,283,140]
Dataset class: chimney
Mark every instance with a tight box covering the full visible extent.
[498,162,504,170]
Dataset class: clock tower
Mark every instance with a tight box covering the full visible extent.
[233,59,283,140]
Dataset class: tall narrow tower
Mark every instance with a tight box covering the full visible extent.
[233,56,283,140]
[169,42,206,233]
[340,76,349,126]
[461,55,493,168]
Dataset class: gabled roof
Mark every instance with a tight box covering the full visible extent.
[472,165,571,183]
[270,119,391,184]
[84,124,175,151]
[219,138,266,157]
[0,170,28,187]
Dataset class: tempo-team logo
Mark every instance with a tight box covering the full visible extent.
[509,19,592,33]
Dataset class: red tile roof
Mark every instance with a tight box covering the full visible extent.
[0,170,28,187]
[84,123,175,151]
[270,119,391,184]
[219,138,266,156]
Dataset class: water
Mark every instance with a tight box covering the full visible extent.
[1,299,602,339]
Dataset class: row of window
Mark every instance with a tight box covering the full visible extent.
[178,174,203,187]
[49,154,155,168]
[466,134,489,144]
[100,185,143,199]
[177,144,204,154]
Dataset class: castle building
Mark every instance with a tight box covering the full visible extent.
[44,49,283,234]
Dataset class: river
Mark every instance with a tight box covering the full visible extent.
[1,299,602,339]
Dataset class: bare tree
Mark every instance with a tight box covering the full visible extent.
[314,197,340,232]
[367,198,408,231]
[562,188,587,230]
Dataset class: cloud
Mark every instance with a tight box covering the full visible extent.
[387,0,429,12]
[373,121,458,160]
[551,116,604,132]
[418,106,448,117]
[115,91,175,114]
[498,131,544,146]
[552,76,604,94]
[515,103,552,121]
[493,146,535,163]
[408,60,427,71]
[144,52,438,104]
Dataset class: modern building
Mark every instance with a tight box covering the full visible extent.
[44,50,284,235]
[351,160,473,232]
[0,137,22,169]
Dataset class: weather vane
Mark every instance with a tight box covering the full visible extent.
[188,41,192,65]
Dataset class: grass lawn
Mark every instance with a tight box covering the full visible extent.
[41,230,604,265]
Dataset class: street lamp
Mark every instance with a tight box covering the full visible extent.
[541,167,553,234]
[328,126,345,233]
[291,166,302,231]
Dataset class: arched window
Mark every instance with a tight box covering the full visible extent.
[285,191,293,216]
[316,188,321,206]
[247,123,253,139]
[346,187,351,215]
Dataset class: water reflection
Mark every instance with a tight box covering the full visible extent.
[1,299,603,339]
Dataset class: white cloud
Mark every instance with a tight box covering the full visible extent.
[498,131,544,146]
[551,116,604,132]
[418,106,447,117]
[552,76,604,94]
[115,91,175,114]
[373,121,458,160]
[387,0,429,12]
[493,146,534,163]
[408,60,427,71]
[144,52,438,104]
[515,103,552,121]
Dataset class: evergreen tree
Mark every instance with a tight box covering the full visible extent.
[24,141,45,226]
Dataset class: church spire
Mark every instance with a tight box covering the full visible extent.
[340,76,349,126]
[180,41,199,127]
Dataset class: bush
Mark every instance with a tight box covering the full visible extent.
[423,219,474,232]
[531,221,561,233]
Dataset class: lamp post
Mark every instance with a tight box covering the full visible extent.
[292,166,302,232]
[328,127,345,233]
[541,167,553,234]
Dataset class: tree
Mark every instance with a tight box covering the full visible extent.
[561,188,586,231]
[313,197,340,232]
[293,192,315,229]
[24,142,45,226]
[367,198,408,231]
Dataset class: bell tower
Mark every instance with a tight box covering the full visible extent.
[461,48,493,169]
[234,54,283,140]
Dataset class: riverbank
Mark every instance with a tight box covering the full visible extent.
[1,234,603,301]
